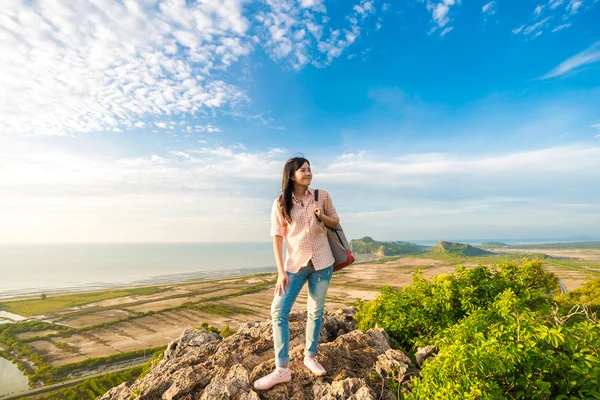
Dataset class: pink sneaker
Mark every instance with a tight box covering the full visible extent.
[253,368,291,391]
[304,357,327,376]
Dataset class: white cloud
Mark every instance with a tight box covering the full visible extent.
[1,141,598,242]
[522,17,551,36]
[424,0,461,36]
[1,0,379,137]
[552,23,572,31]
[542,41,600,79]
[482,1,497,17]
[567,0,583,14]
[256,0,377,69]
[324,146,600,179]
[512,25,525,34]
[0,0,255,137]
[0,141,289,242]
[194,124,222,133]
[514,0,594,37]
[535,5,545,15]
[440,27,454,36]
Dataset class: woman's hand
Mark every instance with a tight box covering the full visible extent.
[314,204,339,229]
[313,205,324,220]
[274,271,290,296]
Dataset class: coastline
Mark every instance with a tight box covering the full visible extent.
[0,249,597,394]
[0,265,277,302]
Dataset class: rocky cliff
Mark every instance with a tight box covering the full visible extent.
[99,308,436,400]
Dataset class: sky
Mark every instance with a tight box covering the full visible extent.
[0,0,599,243]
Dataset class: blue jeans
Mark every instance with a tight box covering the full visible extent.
[271,261,334,368]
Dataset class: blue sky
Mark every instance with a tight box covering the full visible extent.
[0,0,599,243]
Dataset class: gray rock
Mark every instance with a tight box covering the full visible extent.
[200,364,250,399]
[314,378,373,399]
[99,308,407,400]
[347,386,377,400]
[375,349,413,379]
[415,345,438,368]
[164,329,221,361]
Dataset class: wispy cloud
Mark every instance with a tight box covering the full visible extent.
[513,0,594,38]
[2,140,598,242]
[255,0,377,69]
[0,0,378,137]
[552,23,572,32]
[481,1,498,20]
[0,0,253,137]
[542,41,600,79]
[423,0,461,36]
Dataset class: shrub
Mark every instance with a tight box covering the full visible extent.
[354,259,599,399]
[355,260,558,348]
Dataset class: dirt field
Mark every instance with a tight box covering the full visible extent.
[493,248,600,261]
[14,251,597,369]
[15,330,59,340]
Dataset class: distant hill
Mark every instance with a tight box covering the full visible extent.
[350,237,430,256]
[431,241,494,257]
[479,241,508,248]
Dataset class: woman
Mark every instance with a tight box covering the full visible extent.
[254,157,340,391]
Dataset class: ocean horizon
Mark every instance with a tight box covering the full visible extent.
[0,243,277,301]
[1,238,598,301]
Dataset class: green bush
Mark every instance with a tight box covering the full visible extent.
[555,276,600,315]
[356,260,559,348]
[28,365,146,400]
[355,259,598,399]
[408,291,600,399]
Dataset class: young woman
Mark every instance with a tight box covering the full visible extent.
[253,157,340,391]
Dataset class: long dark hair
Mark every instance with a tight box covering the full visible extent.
[279,157,310,224]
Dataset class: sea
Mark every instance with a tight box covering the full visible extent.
[0,238,597,301]
[0,243,277,301]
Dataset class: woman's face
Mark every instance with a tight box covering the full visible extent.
[291,162,312,186]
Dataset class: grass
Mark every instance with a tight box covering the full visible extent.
[193,303,254,317]
[0,287,167,317]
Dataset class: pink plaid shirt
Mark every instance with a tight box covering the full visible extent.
[270,188,339,273]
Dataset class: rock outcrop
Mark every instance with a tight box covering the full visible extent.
[99,308,422,400]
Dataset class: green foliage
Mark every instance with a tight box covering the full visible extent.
[28,365,146,400]
[0,321,60,376]
[355,259,599,399]
[54,341,79,353]
[193,303,253,317]
[28,345,166,385]
[407,291,600,399]
[479,241,508,248]
[555,277,600,314]
[431,241,494,257]
[0,287,166,316]
[196,322,220,334]
[194,322,236,338]
[350,237,430,256]
[219,324,235,338]
[356,260,558,348]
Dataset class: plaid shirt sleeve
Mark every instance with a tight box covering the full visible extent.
[270,198,287,237]
[323,190,339,221]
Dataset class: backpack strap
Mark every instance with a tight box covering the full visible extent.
[314,189,325,227]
